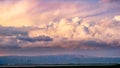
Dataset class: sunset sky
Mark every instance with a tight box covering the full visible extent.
[0,0,120,57]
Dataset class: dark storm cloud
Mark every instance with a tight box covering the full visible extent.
[0,26,50,49]
[0,26,28,36]
[80,40,118,48]
[0,25,42,37]
[17,36,53,42]
[22,40,119,49]
[81,40,108,47]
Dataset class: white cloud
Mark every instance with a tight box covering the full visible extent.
[113,15,120,22]
[28,16,120,44]
[72,17,81,24]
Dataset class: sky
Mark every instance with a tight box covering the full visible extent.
[0,0,120,57]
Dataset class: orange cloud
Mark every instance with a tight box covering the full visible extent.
[0,0,37,27]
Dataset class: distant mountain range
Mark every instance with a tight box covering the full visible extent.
[0,54,120,65]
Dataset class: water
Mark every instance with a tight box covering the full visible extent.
[0,55,120,66]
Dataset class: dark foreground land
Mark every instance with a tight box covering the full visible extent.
[0,64,120,68]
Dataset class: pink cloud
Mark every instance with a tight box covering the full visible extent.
[101,0,120,3]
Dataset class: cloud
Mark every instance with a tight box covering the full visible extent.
[113,15,120,22]
[0,0,120,56]
[0,0,38,27]
[0,26,28,36]
[1,18,119,50]
[72,17,81,24]
[0,0,102,27]
[28,17,82,39]
[28,16,120,46]
[0,0,119,28]
[100,0,120,3]
[17,35,53,42]
[18,39,119,50]
[0,36,18,48]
